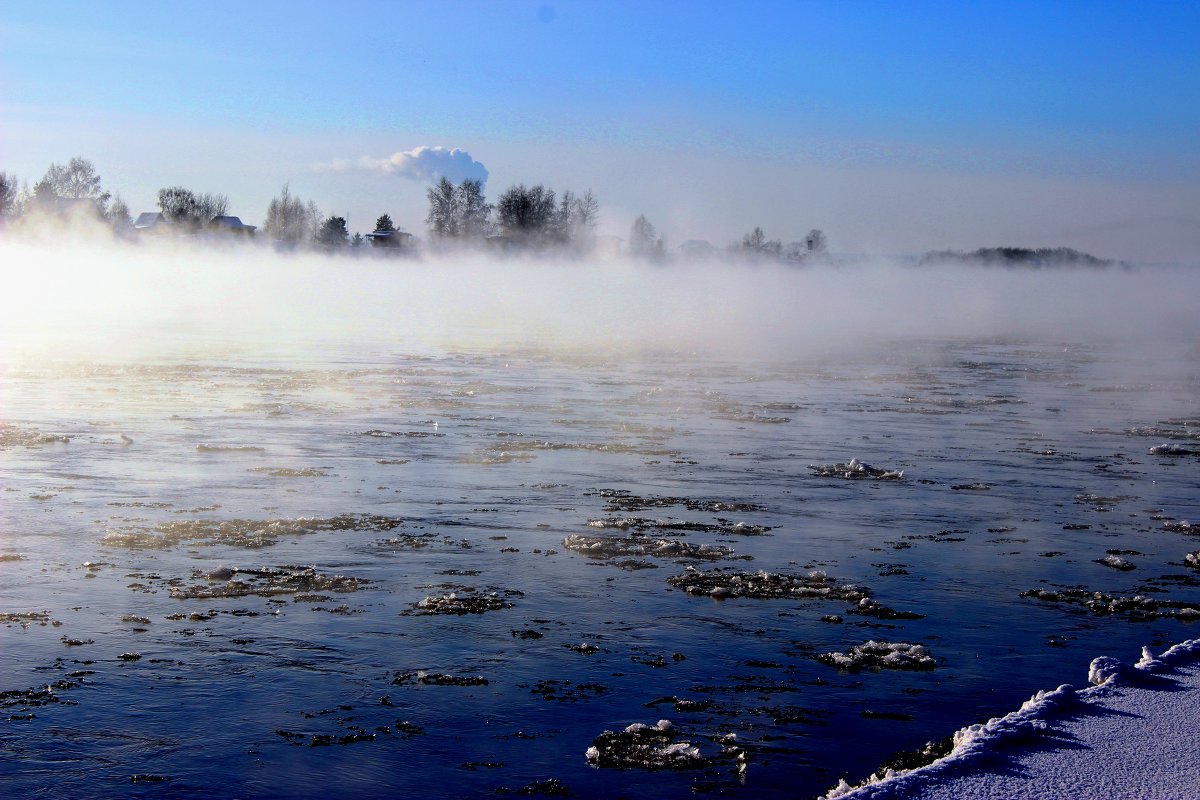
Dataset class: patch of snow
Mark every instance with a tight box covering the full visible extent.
[824,638,1200,799]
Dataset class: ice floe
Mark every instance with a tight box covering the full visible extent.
[562,534,743,562]
[583,517,771,535]
[0,611,59,628]
[597,490,764,514]
[393,671,488,687]
[1149,443,1196,455]
[584,720,708,770]
[1095,554,1137,571]
[404,589,521,615]
[809,458,904,480]
[1021,587,1200,619]
[0,423,70,448]
[168,565,369,600]
[816,641,936,672]
[667,567,870,602]
[848,597,926,620]
[100,514,404,549]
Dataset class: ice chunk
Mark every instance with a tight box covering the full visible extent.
[817,640,936,672]
[809,459,904,480]
[1149,443,1194,455]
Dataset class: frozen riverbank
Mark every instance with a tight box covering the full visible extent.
[829,639,1200,799]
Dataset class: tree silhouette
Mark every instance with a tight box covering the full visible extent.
[264,184,321,244]
[630,214,662,258]
[157,186,228,230]
[0,172,16,216]
[425,177,460,237]
[805,229,827,254]
[457,179,492,239]
[314,215,349,248]
[496,184,556,242]
[36,157,111,215]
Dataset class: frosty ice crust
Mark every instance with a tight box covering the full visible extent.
[809,458,904,480]
[824,638,1200,798]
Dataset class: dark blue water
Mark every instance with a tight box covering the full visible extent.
[2,334,1198,798]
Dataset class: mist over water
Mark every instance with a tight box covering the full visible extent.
[2,240,1200,798]
[3,240,1198,366]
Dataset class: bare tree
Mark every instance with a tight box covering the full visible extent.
[107,194,133,230]
[157,186,228,230]
[264,184,321,245]
[194,192,229,223]
[742,227,766,251]
[33,157,111,217]
[630,214,662,258]
[41,157,110,205]
[741,226,782,258]
[456,179,492,239]
[573,189,599,232]
[552,190,576,243]
[495,184,556,242]
[425,177,460,238]
[157,186,197,223]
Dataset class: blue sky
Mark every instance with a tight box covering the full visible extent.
[3,1,1198,260]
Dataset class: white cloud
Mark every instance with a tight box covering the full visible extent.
[322,146,488,184]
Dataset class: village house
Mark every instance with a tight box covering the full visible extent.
[207,215,257,236]
[133,211,168,234]
[365,228,413,249]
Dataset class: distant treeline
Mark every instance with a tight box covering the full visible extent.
[0,156,834,263]
[3,160,1125,267]
[918,247,1123,269]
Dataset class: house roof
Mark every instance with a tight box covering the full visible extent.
[134,212,165,228]
[209,215,256,231]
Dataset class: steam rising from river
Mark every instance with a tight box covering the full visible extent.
[2,238,1197,365]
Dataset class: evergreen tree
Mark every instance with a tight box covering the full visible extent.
[0,172,16,217]
[314,215,349,248]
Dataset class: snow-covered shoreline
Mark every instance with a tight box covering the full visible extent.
[826,639,1200,799]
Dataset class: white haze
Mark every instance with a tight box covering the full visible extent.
[2,238,1198,368]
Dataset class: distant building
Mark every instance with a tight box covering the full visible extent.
[366,229,413,249]
[133,212,168,234]
[207,215,256,236]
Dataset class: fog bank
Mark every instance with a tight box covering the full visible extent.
[2,240,1198,365]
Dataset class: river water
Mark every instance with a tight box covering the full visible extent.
[2,252,1199,798]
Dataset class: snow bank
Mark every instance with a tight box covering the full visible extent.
[825,638,1200,799]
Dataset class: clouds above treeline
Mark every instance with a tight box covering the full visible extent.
[319,146,488,184]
